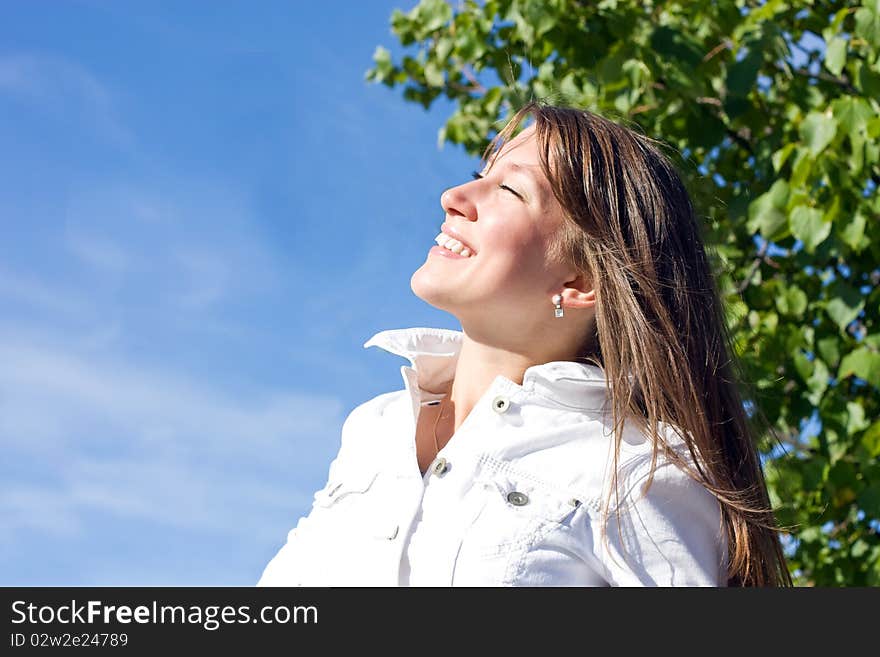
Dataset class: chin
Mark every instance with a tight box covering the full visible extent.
[410,274,456,313]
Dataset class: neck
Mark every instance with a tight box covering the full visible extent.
[445,332,534,434]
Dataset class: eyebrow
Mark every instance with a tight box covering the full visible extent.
[501,162,546,205]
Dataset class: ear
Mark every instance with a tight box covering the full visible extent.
[559,273,596,310]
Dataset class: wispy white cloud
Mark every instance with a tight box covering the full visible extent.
[0,51,135,148]
[0,485,81,539]
[58,177,285,314]
[0,267,96,318]
[0,32,397,584]
[64,230,130,273]
[0,171,345,556]
[0,331,344,542]
[167,247,230,310]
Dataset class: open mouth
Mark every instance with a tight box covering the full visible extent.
[433,231,475,258]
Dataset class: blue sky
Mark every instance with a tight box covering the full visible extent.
[0,1,479,585]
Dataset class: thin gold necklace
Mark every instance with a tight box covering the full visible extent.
[432,394,450,456]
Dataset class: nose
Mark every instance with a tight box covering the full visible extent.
[440,184,477,221]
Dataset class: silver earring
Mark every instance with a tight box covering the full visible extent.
[552,294,564,318]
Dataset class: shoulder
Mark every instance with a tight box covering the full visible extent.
[600,418,720,526]
[336,388,409,453]
[342,389,407,430]
[586,417,728,586]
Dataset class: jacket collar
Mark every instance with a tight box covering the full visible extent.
[363,327,610,412]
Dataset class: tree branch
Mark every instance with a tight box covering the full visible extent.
[629,103,657,115]
[703,39,733,63]
[773,427,811,456]
[459,63,487,95]
[726,127,755,155]
[736,239,771,294]
[775,62,858,94]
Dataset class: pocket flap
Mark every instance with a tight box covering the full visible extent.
[475,469,584,524]
[313,467,379,507]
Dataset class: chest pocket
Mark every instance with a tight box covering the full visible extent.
[464,467,584,559]
[311,462,399,540]
[313,466,379,508]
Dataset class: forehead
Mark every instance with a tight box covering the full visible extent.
[494,124,539,164]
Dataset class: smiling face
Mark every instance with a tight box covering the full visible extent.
[411,124,587,340]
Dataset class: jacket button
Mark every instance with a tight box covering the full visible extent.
[507,491,529,506]
[432,457,449,475]
[492,395,511,413]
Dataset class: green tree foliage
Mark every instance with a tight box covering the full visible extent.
[366,0,880,585]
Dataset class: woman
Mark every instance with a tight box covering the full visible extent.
[257,101,792,587]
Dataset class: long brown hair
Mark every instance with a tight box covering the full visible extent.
[481,100,792,586]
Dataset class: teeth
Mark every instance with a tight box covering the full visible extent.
[434,232,475,257]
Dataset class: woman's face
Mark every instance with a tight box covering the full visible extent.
[412,124,578,336]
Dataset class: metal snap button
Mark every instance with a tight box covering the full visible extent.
[432,457,449,475]
[492,395,511,413]
[507,491,529,506]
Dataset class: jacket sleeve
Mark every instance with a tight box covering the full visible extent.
[255,396,374,587]
[587,456,729,587]
[255,390,403,586]
[255,450,343,587]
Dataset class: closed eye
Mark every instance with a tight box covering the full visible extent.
[471,170,524,201]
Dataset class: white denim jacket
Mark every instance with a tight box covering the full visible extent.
[257,327,729,587]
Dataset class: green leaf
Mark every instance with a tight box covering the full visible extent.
[747,179,789,240]
[807,358,830,405]
[424,60,444,87]
[823,194,842,225]
[776,285,808,318]
[800,111,838,156]
[650,25,704,70]
[824,37,847,76]
[846,401,870,434]
[862,421,880,458]
[856,59,880,97]
[855,6,880,49]
[419,0,453,33]
[772,143,795,172]
[851,539,870,558]
[839,211,868,253]
[789,147,813,188]
[838,347,880,387]
[799,526,823,544]
[832,96,874,143]
[519,0,557,39]
[726,44,763,96]
[823,7,852,42]
[857,485,880,517]
[789,205,831,253]
[817,335,841,367]
[825,282,864,333]
[792,349,813,382]
[829,459,857,488]
[435,35,453,61]
[367,45,394,82]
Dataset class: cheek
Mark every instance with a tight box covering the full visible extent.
[481,229,550,281]
[484,221,545,258]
